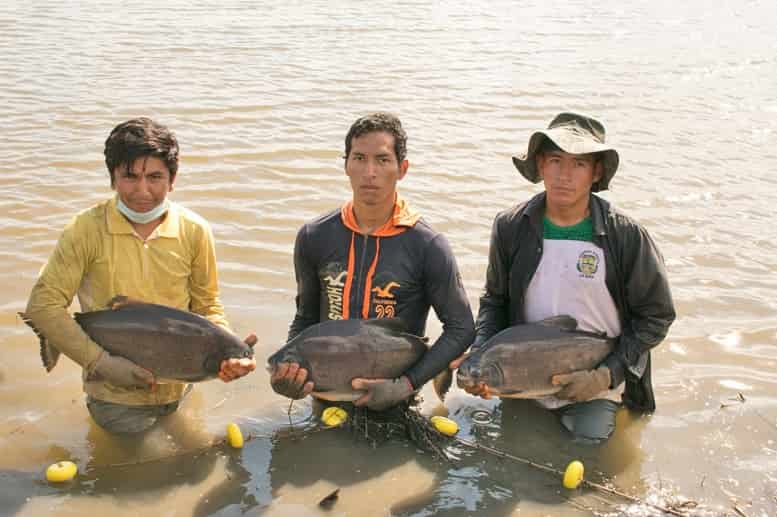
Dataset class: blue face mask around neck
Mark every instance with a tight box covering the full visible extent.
[116,197,171,224]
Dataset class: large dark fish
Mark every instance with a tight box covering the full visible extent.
[456,316,613,398]
[19,296,253,382]
[268,318,448,401]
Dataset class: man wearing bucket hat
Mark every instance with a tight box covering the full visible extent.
[452,112,675,443]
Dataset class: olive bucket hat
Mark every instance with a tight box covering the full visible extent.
[511,112,620,192]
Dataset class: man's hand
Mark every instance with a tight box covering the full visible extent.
[90,350,155,389]
[270,362,314,399]
[219,333,258,382]
[352,376,414,411]
[552,366,611,402]
[449,353,492,399]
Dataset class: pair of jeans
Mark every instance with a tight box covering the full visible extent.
[86,396,181,434]
[553,398,620,445]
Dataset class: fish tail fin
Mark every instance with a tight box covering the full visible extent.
[17,312,61,372]
[433,368,453,402]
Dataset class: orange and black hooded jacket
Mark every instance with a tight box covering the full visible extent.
[287,196,475,389]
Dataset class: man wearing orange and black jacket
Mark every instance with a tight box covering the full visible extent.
[270,112,475,411]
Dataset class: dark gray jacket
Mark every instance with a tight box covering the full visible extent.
[288,209,475,390]
[474,192,675,412]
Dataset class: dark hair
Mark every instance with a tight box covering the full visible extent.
[344,112,407,163]
[104,117,179,185]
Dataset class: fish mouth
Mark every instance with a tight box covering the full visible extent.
[456,360,504,390]
[267,352,305,372]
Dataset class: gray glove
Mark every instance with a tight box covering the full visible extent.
[89,351,155,389]
[353,376,414,411]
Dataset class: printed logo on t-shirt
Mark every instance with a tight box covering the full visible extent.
[322,267,347,320]
[371,281,399,318]
[371,281,400,299]
[576,250,600,278]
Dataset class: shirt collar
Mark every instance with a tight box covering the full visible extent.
[523,192,607,237]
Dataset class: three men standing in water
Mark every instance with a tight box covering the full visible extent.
[23,112,674,443]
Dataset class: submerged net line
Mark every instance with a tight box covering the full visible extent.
[342,406,695,517]
[344,405,452,462]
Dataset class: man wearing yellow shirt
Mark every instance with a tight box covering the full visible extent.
[23,117,256,433]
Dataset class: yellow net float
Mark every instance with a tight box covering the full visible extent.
[226,422,244,449]
[321,407,348,427]
[430,416,459,436]
[45,461,77,483]
[563,460,584,489]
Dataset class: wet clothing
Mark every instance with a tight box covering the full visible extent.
[475,192,675,412]
[288,196,475,390]
[554,399,620,445]
[24,196,229,406]
[527,216,623,409]
[86,396,181,434]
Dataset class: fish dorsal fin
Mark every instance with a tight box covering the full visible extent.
[364,317,407,333]
[537,315,578,331]
[107,295,147,310]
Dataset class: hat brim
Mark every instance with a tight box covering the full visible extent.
[512,130,620,192]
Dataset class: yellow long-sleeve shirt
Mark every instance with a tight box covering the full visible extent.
[24,196,229,405]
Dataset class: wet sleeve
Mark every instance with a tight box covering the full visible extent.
[404,234,475,389]
[287,224,321,341]
[603,224,676,387]
[189,220,230,331]
[473,214,511,349]
[23,218,104,370]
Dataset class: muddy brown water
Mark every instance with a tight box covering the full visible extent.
[1,1,775,515]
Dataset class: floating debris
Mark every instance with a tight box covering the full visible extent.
[318,488,340,510]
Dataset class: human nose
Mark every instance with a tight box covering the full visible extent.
[133,175,151,193]
[557,160,574,180]
[363,158,380,179]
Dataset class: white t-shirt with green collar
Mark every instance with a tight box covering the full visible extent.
[525,216,623,408]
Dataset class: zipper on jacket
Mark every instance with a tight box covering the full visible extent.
[354,233,371,317]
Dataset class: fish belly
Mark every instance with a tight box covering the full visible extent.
[311,391,364,402]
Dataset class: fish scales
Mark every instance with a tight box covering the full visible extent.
[268,318,429,401]
[20,299,252,382]
[456,316,613,398]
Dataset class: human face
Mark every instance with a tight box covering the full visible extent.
[112,156,174,213]
[345,131,408,209]
[537,150,602,213]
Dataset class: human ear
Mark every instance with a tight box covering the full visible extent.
[398,160,409,181]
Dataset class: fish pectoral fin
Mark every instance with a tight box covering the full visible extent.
[538,315,578,331]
